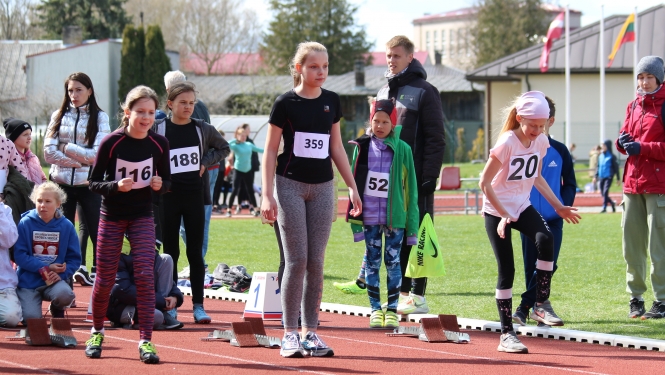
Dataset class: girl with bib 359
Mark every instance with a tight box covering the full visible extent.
[478,91,580,354]
[262,41,362,358]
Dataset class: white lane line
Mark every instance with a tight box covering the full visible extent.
[324,335,611,375]
[71,329,334,374]
[0,359,68,375]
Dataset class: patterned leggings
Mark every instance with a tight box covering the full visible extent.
[92,215,156,341]
[364,225,403,311]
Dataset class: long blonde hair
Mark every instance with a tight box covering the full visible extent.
[119,86,159,129]
[290,42,327,87]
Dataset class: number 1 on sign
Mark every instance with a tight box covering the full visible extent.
[253,283,261,307]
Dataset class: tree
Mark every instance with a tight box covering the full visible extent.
[1,0,41,39]
[144,25,171,97]
[454,127,468,163]
[182,0,260,76]
[118,24,144,102]
[261,0,373,75]
[36,0,132,40]
[471,0,547,67]
[468,127,485,161]
[123,0,185,51]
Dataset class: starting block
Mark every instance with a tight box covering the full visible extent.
[49,318,77,348]
[387,314,470,344]
[201,318,281,348]
[6,318,77,347]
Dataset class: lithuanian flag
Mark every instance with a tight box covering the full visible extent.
[607,13,635,67]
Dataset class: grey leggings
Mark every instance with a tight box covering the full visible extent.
[275,175,335,331]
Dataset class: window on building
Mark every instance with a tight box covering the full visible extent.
[466,29,470,56]
[433,30,437,53]
[449,29,454,57]
[441,29,445,57]
[426,31,430,51]
[457,29,462,56]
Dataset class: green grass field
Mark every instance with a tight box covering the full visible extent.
[77,212,665,340]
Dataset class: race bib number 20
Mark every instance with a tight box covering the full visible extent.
[507,152,539,181]
[116,157,153,189]
[293,132,330,159]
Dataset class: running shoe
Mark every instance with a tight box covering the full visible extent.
[193,303,211,324]
[225,211,232,218]
[641,301,665,320]
[280,332,304,358]
[85,332,104,358]
[512,305,529,326]
[397,293,429,314]
[383,311,400,329]
[497,331,528,353]
[138,341,160,364]
[333,280,365,294]
[74,267,94,286]
[300,331,334,357]
[162,310,184,329]
[167,308,178,319]
[369,310,384,328]
[629,298,646,318]
[382,293,408,309]
[177,266,190,279]
[530,300,564,326]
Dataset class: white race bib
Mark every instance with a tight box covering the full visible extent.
[170,146,200,174]
[507,152,540,181]
[365,170,390,198]
[116,157,153,189]
[293,132,330,159]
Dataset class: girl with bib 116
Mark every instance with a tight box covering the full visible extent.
[153,81,229,324]
[262,41,362,358]
[478,91,580,354]
[87,86,171,364]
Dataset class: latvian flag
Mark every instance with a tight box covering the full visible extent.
[607,13,635,67]
[539,12,565,73]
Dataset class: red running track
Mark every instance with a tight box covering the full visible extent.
[1,287,661,375]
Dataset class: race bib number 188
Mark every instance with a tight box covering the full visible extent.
[293,132,330,159]
[170,146,200,174]
[507,152,539,181]
[116,157,153,189]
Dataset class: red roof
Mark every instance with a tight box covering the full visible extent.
[183,53,264,75]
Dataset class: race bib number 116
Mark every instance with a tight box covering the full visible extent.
[116,157,153,189]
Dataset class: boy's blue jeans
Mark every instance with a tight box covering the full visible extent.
[364,225,403,311]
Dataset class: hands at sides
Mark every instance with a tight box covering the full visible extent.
[117,177,133,192]
[261,195,278,223]
[497,217,512,239]
[165,296,177,310]
[199,165,205,177]
[150,176,162,191]
[555,206,581,224]
[348,188,362,217]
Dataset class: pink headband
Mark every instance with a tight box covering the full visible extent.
[516,91,549,119]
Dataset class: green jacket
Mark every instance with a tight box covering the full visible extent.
[347,126,419,238]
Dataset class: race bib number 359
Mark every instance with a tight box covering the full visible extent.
[507,152,540,181]
[116,157,153,189]
[293,132,330,159]
[170,146,200,174]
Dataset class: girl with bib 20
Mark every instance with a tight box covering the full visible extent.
[478,91,580,354]
[262,42,362,358]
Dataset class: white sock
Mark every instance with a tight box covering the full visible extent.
[138,339,149,347]
[91,327,105,335]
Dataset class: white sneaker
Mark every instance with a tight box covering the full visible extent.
[497,331,528,353]
[382,293,409,309]
[397,293,429,314]
[177,266,190,279]
[280,332,304,358]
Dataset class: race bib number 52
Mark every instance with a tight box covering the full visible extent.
[365,171,389,198]
[507,152,539,181]
[293,132,330,159]
[116,157,153,189]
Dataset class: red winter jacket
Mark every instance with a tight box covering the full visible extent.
[615,84,665,194]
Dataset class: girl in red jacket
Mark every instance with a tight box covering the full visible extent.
[616,55,665,320]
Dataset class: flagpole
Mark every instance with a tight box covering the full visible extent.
[565,5,571,148]
[633,6,639,79]
[600,5,605,143]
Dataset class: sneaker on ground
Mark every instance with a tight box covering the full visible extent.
[162,310,184,329]
[177,266,190,279]
[167,308,177,319]
[300,331,334,357]
[530,300,564,326]
[280,331,304,358]
[333,280,365,294]
[383,311,399,329]
[382,293,408,309]
[369,310,384,328]
[138,341,160,364]
[641,301,665,320]
[629,298,646,318]
[85,332,104,358]
[512,305,529,326]
[74,267,94,286]
[193,304,211,324]
[226,211,232,217]
[497,331,528,353]
[397,293,429,315]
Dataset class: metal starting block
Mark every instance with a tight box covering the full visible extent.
[49,318,77,348]
[387,314,470,344]
[201,319,281,348]
[6,318,77,348]
[25,318,52,346]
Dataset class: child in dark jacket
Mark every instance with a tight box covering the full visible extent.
[14,182,81,321]
[348,99,419,329]
[107,237,184,330]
